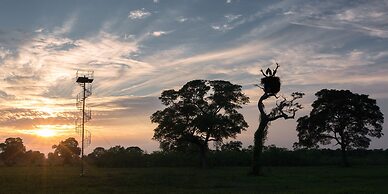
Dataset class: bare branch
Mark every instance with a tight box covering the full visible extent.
[260,69,267,77]
[268,92,305,121]
[254,84,264,90]
[272,63,280,76]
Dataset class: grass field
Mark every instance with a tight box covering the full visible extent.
[0,166,387,194]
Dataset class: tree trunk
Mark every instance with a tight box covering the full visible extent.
[199,144,208,168]
[251,118,268,175]
[341,144,349,167]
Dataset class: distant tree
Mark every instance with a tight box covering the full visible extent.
[252,63,304,175]
[0,137,26,166]
[23,150,45,166]
[47,152,63,166]
[90,147,106,159]
[151,80,249,168]
[294,89,384,166]
[108,145,125,154]
[52,137,81,165]
[126,146,144,156]
[242,145,254,152]
[159,141,199,153]
[264,144,288,152]
[89,145,146,167]
[221,141,243,152]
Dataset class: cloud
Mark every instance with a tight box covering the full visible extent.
[0,90,15,100]
[53,13,78,35]
[128,9,151,20]
[211,14,245,32]
[0,28,156,98]
[175,16,202,23]
[0,47,11,60]
[211,24,233,32]
[283,1,388,38]
[0,20,159,137]
[283,11,294,16]
[224,14,242,22]
[176,17,188,23]
[35,28,45,33]
[0,94,160,133]
[151,31,170,37]
[0,105,74,129]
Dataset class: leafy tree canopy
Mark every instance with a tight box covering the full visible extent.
[52,137,81,164]
[295,89,384,165]
[151,80,249,167]
[221,141,243,152]
[0,137,26,166]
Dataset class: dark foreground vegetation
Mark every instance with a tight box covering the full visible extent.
[0,166,387,194]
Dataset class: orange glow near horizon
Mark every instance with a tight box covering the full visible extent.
[18,124,74,138]
[35,128,56,137]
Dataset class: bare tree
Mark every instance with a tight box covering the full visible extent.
[251,64,304,175]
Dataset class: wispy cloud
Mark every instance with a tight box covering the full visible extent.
[151,31,171,37]
[128,9,152,20]
[283,1,388,38]
[211,14,244,32]
[176,16,188,23]
[175,16,202,23]
[53,13,78,35]
[34,28,45,33]
[224,14,242,22]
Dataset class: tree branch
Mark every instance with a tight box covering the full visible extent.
[333,131,342,146]
[268,92,304,122]
[268,111,295,121]
[260,69,266,77]
[257,93,275,119]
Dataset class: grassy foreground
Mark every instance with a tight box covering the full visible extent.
[0,166,387,194]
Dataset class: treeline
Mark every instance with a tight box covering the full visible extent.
[0,137,45,166]
[86,144,388,168]
[1,137,387,167]
[0,137,81,166]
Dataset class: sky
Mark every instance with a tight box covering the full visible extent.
[0,0,387,154]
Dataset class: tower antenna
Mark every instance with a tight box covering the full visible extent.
[75,70,94,177]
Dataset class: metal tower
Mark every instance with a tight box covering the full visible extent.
[75,70,94,176]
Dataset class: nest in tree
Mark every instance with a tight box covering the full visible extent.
[261,76,281,94]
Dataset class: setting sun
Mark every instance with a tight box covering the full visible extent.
[35,128,56,137]
[18,125,74,139]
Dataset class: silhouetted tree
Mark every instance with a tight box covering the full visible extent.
[88,145,146,167]
[0,137,26,166]
[52,137,81,165]
[159,141,199,153]
[47,152,63,166]
[23,150,45,166]
[252,64,304,175]
[90,147,106,159]
[126,146,144,155]
[151,79,249,168]
[108,145,125,153]
[294,89,384,166]
[221,141,243,152]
